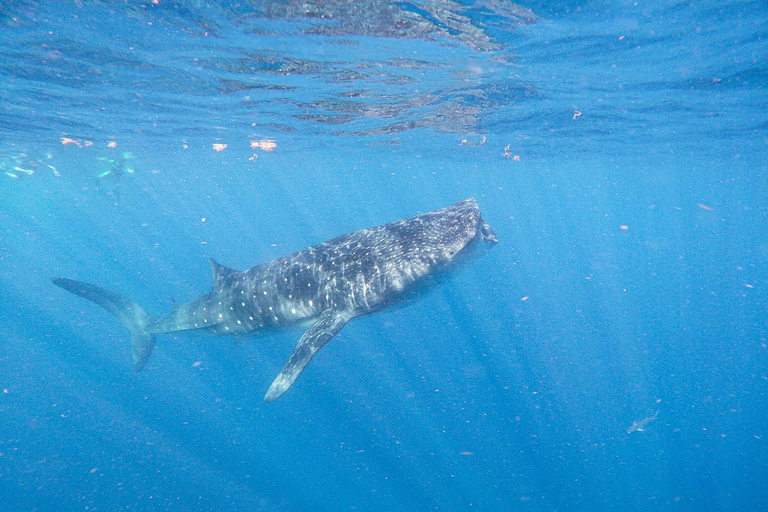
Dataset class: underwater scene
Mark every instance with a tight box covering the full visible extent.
[0,1,767,510]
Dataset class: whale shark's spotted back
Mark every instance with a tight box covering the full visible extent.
[52,198,497,401]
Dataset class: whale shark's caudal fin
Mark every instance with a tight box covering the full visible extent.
[52,278,156,372]
[264,309,354,402]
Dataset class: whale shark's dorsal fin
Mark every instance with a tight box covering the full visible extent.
[208,257,238,290]
[264,309,355,402]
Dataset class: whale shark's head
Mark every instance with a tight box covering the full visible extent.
[406,197,497,267]
[440,197,497,249]
[372,197,497,308]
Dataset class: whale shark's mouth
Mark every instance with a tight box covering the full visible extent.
[480,219,498,244]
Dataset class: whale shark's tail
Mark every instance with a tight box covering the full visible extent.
[52,278,156,372]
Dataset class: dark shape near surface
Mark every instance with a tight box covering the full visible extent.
[627,410,660,433]
[52,198,497,401]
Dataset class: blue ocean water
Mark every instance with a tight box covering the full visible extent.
[1,0,766,510]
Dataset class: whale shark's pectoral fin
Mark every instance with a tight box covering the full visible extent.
[264,309,354,402]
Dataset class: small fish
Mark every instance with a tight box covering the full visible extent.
[627,410,659,433]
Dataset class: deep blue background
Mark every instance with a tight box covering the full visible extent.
[1,1,766,510]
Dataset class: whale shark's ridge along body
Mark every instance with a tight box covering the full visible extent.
[52,198,497,401]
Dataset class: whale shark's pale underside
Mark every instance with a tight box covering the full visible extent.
[53,198,497,401]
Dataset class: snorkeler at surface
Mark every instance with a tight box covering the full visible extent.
[1,149,59,180]
[95,151,135,202]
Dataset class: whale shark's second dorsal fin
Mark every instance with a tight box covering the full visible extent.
[208,257,239,290]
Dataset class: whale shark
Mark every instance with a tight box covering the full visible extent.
[52,198,497,401]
